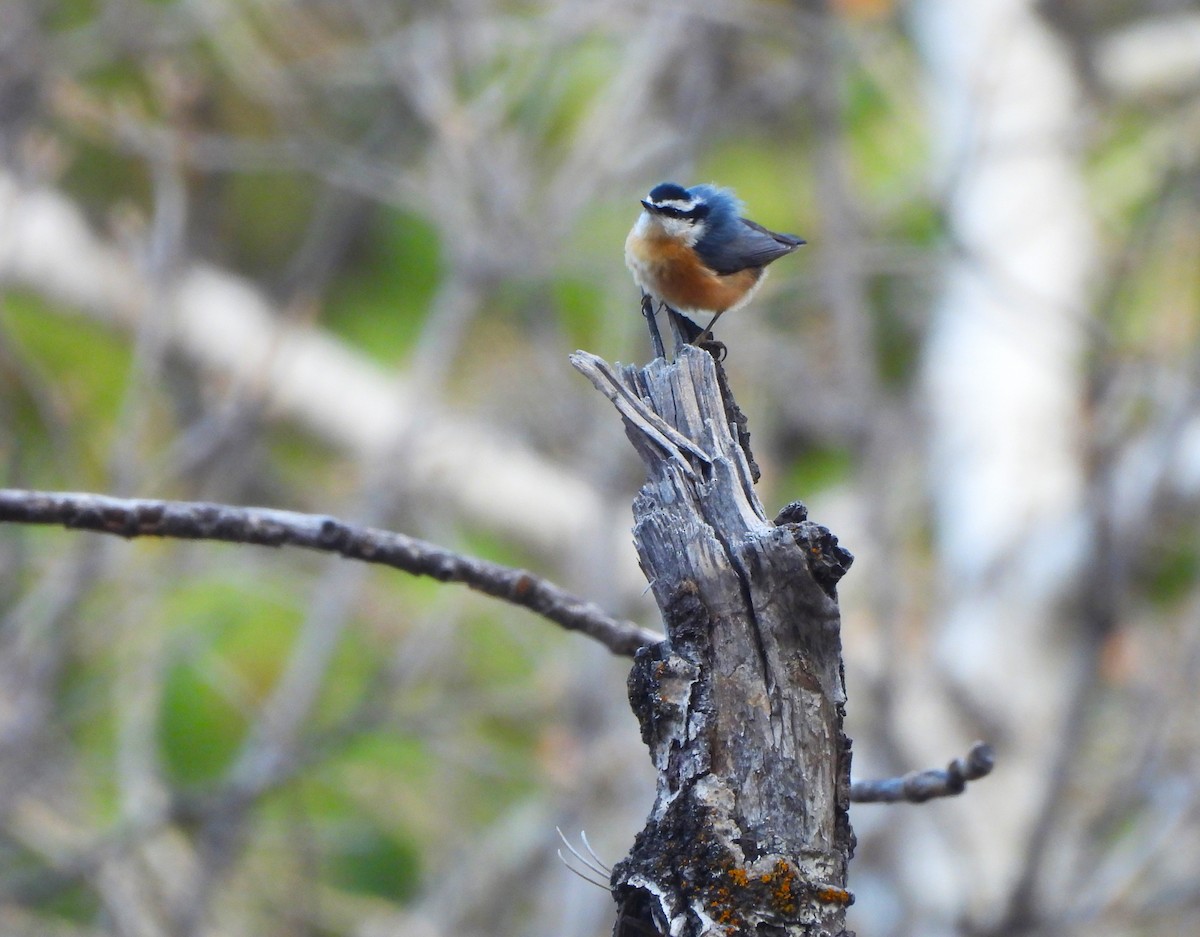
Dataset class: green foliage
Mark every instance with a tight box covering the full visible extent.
[552,277,606,348]
[160,575,303,783]
[460,613,539,687]
[843,60,929,204]
[781,443,853,498]
[323,818,422,902]
[0,839,101,922]
[1143,536,1199,609]
[160,656,247,784]
[869,278,921,388]
[324,210,443,360]
[288,764,425,903]
[45,0,100,31]
[703,142,814,233]
[526,35,619,151]
[263,422,349,509]
[0,293,133,483]
[60,138,153,216]
[336,733,436,787]
[218,172,319,276]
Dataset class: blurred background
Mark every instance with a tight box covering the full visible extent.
[2,0,1200,934]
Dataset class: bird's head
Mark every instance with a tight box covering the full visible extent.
[637,182,742,247]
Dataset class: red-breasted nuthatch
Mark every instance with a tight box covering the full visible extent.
[625,182,805,338]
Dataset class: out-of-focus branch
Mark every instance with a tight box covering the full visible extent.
[850,742,995,804]
[0,172,612,564]
[0,489,661,657]
[1096,13,1200,100]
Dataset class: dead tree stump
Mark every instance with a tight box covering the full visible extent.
[572,345,856,937]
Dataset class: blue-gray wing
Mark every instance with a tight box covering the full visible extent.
[697,218,805,276]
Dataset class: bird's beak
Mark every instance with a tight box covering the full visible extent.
[640,199,655,211]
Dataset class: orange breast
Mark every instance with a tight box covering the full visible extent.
[627,233,764,314]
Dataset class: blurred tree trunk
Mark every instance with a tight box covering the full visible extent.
[574,346,856,937]
[900,0,1097,929]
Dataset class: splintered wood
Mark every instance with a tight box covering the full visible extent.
[572,345,856,937]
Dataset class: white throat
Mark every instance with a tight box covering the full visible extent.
[635,211,704,246]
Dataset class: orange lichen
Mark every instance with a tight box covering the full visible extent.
[714,906,739,926]
[709,892,741,928]
[767,861,798,914]
[701,856,853,931]
[704,868,751,932]
[815,885,854,906]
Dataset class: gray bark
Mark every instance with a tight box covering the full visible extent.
[572,345,856,937]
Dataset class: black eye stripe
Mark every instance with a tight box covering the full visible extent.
[652,204,709,221]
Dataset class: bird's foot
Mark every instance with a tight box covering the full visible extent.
[694,332,727,360]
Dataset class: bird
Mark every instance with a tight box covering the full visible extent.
[624,182,805,342]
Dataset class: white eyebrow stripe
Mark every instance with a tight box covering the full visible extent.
[650,198,698,212]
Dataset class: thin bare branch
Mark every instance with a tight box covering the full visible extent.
[556,828,612,883]
[850,742,995,804]
[0,489,661,657]
[556,828,612,892]
[557,851,610,891]
[579,830,612,875]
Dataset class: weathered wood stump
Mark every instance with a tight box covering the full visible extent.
[572,344,856,937]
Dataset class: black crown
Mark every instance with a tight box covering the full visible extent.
[647,182,691,203]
